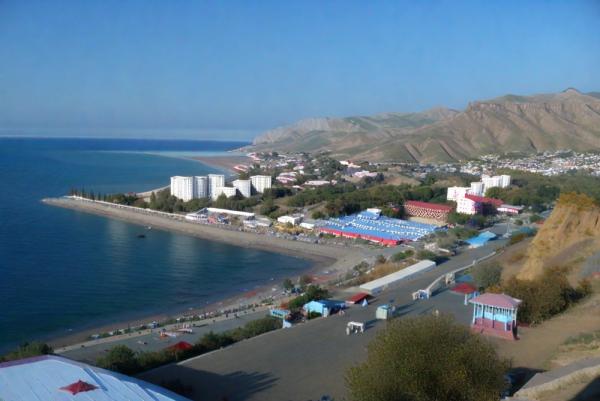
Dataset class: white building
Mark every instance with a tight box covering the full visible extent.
[194,176,208,198]
[250,175,272,194]
[213,186,237,199]
[277,215,303,226]
[208,174,225,200]
[447,186,470,201]
[470,182,484,196]
[456,196,479,215]
[0,355,190,401]
[170,176,194,201]
[233,179,252,198]
[499,174,511,188]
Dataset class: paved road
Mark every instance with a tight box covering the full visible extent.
[139,237,507,401]
[61,309,270,365]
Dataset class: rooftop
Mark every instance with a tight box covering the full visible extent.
[469,293,522,309]
[0,355,190,401]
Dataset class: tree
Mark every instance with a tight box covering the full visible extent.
[96,345,139,375]
[282,278,294,292]
[1,342,53,362]
[472,262,503,290]
[346,315,507,401]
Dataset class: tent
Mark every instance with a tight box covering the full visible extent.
[167,341,193,352]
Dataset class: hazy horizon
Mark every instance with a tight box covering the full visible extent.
[2,0,599,140]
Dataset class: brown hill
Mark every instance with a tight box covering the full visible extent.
[251,89,600,162]
[518,193,600,280]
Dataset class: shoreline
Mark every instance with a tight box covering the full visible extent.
[41,197,365,350]
[191,154,253,175]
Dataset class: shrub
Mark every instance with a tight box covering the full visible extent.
[501,267,591,324]
[96,345,139,375]
[346,315,507,401]
[0,342,53,362]
[472,262,503,290]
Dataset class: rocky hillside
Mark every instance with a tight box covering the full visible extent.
[518,193,600,280]
[251,89,600,162]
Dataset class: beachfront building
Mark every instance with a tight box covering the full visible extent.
[170,176,194,201]
[194,176,208,198]
[0,355,190,401]
[403,200,453,223]
[470,293,522,340]
[232,179,252,198]
[208,174,225,200]
[320,208,440,246]
[250,175,272,194]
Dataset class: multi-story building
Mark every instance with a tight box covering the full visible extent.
[213,186,237,199]
[470,182,484,196]
[446,186,470,202]
[194,176,208,198]
[170,176,194,201]
[208,174,225,200]
[233,179,252,198]
[250,175,272,194]
[499,174,511,188]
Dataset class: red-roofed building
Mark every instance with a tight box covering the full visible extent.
[346,292,370,305]
[456,194,503,215]
[166,341,193,352]
[403,200,454,223]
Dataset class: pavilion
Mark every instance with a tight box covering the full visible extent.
[469,293,522,340]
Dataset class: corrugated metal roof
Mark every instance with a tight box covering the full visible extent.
[469,293,522,309]
[0,355,191,401]
[360,260,437,292]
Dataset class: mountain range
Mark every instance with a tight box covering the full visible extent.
[250,89,600,162]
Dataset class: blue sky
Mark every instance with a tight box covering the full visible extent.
[1,0,599,139]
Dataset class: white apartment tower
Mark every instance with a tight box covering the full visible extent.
[194,176,208,198]
[208,174,225,200]
[170,176,194,201]
[250,175,272,194]
[470,182,484,196]
[233,179,252,198]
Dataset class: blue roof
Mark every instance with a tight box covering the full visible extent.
[466,231,497,246]
[0,355,190,401]
[322,213,440,241]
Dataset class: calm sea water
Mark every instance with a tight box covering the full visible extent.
[0,138,310,352]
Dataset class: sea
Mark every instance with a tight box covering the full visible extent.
[0,137,310,353]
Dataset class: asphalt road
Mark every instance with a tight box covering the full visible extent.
[139,236,508,401]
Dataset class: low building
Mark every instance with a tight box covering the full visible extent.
[206,207,255,220]
[213,186,237,199]
[277,215,303,226]
[403,200,453,223]
[465,231,497,248]
[497,204,524,214]
[457,194,503,215]
[320,210,440,245]
[303,300,345,317]
[359,260,437,295]
[470,293,522,340]
[0,355,190,401]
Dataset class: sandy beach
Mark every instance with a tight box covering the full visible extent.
[192,154,253,174]
[41,197,367,350]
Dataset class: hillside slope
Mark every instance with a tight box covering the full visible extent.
[518,193,600,280]
[251,89,600,162]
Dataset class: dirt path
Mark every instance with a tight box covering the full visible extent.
[493,288,600,369]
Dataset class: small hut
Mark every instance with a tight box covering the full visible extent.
[469,293,521,340]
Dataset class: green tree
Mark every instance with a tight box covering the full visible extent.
[346,315,507,401]
[96,345,139,375]
[1,342,53,362]
[472,262,503,290]
[282,278,294,292]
